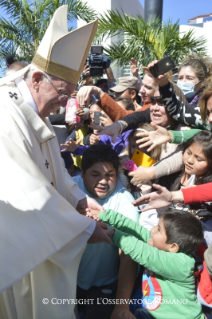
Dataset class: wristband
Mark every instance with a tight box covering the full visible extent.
[117,121,123,135]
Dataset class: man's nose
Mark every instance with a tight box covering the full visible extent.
[99,177,108,184]
[139,86,145,93]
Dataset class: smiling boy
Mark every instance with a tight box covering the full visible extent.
[97,208,205,319]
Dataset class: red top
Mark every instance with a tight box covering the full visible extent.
[140,101,151,111]
[182,183,212,205]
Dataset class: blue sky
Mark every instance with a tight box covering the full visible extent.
[0,1,211,26]
[139,0,212,25]
[1,0,212,24]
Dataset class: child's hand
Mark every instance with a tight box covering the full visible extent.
[60,138,82,152]
[86,209,101,221]
[89,134,100,145]
[76,108,85,119]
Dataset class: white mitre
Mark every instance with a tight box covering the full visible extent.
[0,5,98,86]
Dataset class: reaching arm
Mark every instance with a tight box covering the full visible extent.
[132,184,184,211]
[105,66,115,83]
[182,183,212,205]
[170,129,202,144]
[159,82,208,129]
[135,125,201,155]
[99,209,151,243]
[133,182,212,211]
[142,60,210,130]
[118,108,151,130]
[97,93,134,122]
[129,149,183,187]
[100,210,191,281]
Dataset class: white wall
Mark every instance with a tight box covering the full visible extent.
[179,20,212,60]
[77,0,144,78]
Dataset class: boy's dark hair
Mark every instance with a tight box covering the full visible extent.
[182,130,212,185]
[95,79,107,87]
[81,144,119,173]
[127,88,141,105]
[162,208,203,254]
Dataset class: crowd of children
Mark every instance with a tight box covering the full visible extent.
[52,54,212,319]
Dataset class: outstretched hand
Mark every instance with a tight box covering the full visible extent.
[129,166,156,187]
[77,86,104,107]
[60,138,82,152]
[132,183,172,211]
[76,196,105,215]
[135,122,173,152]
[130,58,139,78]
[89,122,121,143]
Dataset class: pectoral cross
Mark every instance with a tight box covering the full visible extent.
[45,160,49,169]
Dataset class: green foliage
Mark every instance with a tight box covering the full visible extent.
[0,0,97,73]
[96,10,207,69]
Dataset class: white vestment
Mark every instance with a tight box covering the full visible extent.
[0,83,95,319]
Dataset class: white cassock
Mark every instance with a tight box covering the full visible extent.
[0,80,96,319]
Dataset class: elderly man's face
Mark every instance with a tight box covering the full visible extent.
[31,71,76,118]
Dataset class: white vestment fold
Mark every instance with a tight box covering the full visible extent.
[0,83,95,319]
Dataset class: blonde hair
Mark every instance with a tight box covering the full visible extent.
[144,70,159,90]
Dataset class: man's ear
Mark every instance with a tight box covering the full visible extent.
[31,71,44,91]
[130,89,137,100]
[168,243,179,253]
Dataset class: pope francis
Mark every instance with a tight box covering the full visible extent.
[0,6,111,319]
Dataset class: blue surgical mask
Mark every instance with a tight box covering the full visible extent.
[177,81,196,95]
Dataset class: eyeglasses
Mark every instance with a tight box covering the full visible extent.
[43,72,71,102]
[150,96,164,106]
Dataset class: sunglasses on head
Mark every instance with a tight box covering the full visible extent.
[150,96,164,106]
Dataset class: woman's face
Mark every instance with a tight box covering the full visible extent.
[178,66,199,84]
[207,95,212,124]
[139,74,158,103]
[150,97,173,127]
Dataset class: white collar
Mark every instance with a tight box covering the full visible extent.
[15,76,38,114]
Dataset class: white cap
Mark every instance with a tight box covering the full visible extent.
[0,5,98,85]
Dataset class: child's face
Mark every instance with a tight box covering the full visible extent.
[148,218,170,251]
[183,142,209,177]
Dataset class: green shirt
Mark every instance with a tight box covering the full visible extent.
[99,209,204,319]
[170,129,201,144]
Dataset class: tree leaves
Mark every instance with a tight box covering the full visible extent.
[0,0,97,73]
[96,10,207,70]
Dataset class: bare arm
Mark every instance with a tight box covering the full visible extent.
[110,251,137,319]
[105,66,115,83]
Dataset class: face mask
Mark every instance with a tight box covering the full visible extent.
[177,81,196,95]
